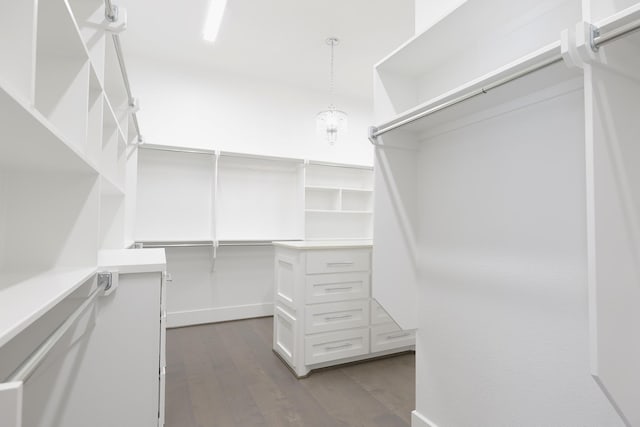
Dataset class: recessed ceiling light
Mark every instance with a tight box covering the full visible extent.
[203,0,228,43]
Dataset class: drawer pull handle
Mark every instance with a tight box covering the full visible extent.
[325,343,353,351]
[386,332,411,340]
[325,314,353,321]
[326,261,354,266]
[325,286,352,292]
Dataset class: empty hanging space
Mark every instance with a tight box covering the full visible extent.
[216,154,304,241]
[33,0,90,155]
[136,148,215,242]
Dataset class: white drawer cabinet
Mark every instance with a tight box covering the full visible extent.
[273,241,414,377]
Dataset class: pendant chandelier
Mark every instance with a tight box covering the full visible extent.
[316,37,347,145]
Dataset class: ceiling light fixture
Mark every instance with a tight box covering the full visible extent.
[316,37,347,145]
[203,0,228,42]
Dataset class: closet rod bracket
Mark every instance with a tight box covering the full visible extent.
[368,126,380,146]
[97,271,119,296]
[590,24,601,51]
[105,5,127,34]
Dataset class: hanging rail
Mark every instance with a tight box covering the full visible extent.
[136,241,215,248]
[218,240,302,247]
[592,17,640,49]
[368,54,564,143]
[369,17,640,144]
[5,281,105,383]
[104,1,143,145]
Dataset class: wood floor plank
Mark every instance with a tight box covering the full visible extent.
[165,317,414,427]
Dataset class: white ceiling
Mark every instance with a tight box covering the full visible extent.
[121,0,415,101]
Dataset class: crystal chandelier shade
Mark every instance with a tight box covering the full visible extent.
[317,37,347,144]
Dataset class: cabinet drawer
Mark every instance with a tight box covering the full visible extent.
[305,272,370,304]
[305,328,369,365]
[306,249,370,274]
[371,299,394,325]
[370,324,415,353]
[305,300,369,334]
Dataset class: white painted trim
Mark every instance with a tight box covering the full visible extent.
[412,410,440,427]
[167,303,274,328]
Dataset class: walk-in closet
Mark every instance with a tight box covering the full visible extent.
[1,0,639,426]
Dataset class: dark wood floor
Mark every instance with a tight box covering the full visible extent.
[166,317,415,427]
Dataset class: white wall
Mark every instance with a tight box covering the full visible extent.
[414,0,467,34]
[129,56,374,166]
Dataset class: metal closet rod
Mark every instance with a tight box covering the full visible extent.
[369,18,640,143]
[137,241,214,248]
[6,281,105,383]
[104,1,143,145]
[593,17,640,48]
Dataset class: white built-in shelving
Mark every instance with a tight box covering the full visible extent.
[0,0,136,352]
[304,163,374,240]
[372,0,640,425]
[135,147,373,243]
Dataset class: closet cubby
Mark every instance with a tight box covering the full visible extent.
[341,189,373,212]
[305,187,341,211]
[0,0,36,102]
[375,0,581,119]
[101,98,126,192]
[34,0,90,154]
[87,66,104,165]
[104,34,129,120]
[303,163,374,240]
[67,0,107,83]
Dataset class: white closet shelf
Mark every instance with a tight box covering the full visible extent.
[305,186,373,192]
[305,209,373,214]
[0,267,97,348]
[376,0,578,76]
[374,42,582,139]
[0,82,99,174]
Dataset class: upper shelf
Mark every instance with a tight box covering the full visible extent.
[375,42,583,141]
[375,0,582,118]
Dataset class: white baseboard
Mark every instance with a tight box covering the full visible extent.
[412,411,439,427]
[167,303,274,328]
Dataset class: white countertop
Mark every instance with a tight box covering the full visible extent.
[272,240,373,250]
[98,249,166,274]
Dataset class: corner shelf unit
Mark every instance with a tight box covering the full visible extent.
[304,162,374,240]
[0,0,138,350]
